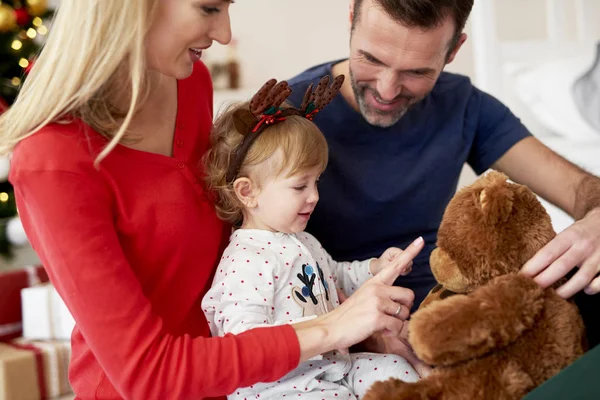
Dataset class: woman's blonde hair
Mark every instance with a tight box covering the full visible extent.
[0,0,156,164]
[204,102,329,225]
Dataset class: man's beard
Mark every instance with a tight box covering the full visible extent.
[349,68,423,128]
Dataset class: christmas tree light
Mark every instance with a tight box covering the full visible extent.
[0,0,54,257]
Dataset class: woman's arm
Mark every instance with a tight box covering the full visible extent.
[13,168,300,399]
[203,251,318,336]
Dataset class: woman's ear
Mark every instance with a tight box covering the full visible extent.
[233,177,258,208]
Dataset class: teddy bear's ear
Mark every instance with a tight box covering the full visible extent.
[478,187,514,225]
[479,190,489,210]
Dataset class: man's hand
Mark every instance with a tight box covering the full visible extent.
[521,208,600,298]
[370,247,413,276]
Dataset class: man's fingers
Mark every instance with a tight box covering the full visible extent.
[556,255,600,298]
[532,247,580,289]
[584,276,600,295]
[377,237,424,285]
[521,236,571,277]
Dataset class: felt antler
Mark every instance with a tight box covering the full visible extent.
[226,74,344,183]
[250,80,292,116]
[233,80,292,136]
[300,75,345,118]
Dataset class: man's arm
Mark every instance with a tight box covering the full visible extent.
[493,137,600,218]
[493,136,600,297]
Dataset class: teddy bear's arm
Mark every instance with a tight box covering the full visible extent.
[409,273,546,366]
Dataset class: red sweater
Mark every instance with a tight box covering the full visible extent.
[9,63,300,400]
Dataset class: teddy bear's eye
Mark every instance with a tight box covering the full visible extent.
[431,284,443,293]
[440,289,459,300]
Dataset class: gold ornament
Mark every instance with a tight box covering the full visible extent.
[26,0,47,17]
[0,4,17,32]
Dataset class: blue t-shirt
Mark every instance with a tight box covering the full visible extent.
[287,60,531,309]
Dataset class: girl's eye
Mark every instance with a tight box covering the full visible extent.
[294,185,307,191]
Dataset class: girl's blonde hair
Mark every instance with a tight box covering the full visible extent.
[204,102,329,225]
[0,0,156,164]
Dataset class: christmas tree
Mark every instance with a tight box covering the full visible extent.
[0,0,53,257]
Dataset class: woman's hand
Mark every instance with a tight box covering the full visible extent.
[293,237,424,362]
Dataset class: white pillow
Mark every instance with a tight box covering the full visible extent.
[513,48,599,141]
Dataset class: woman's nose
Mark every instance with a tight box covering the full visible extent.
[210,12,232,45]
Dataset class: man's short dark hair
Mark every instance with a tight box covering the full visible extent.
[352,0,474,54]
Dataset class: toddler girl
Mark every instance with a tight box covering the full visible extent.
[202,75,420,399]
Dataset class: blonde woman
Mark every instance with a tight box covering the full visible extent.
[0,1,420,399]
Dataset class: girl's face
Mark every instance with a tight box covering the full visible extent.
[242,163,322,234]
[145,0,233,79]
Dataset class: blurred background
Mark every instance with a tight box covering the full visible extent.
[0,2,599,399]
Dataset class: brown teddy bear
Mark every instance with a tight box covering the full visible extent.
[364,171,585,400]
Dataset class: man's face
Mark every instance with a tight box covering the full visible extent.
[349,0,460,127]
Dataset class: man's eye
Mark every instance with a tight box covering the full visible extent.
[201,6,220,15]
[364,54,381,65]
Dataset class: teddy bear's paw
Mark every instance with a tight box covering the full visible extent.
[362,378,437,400]
[500,361,535,398]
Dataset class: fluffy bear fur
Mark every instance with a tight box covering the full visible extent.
[363,171,585,400]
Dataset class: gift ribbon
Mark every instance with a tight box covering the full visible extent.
[8,341,48,399]
[46,285,56,339]
[24,339,70,398]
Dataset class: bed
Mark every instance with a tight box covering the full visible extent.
[469,0,600,233]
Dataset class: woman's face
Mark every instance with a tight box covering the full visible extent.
[145,0,233,79]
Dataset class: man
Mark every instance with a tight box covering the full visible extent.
[287,0,600,331]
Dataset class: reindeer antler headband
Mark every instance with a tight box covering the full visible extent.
[225,74,345,183]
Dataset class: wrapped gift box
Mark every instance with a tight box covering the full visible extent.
[0,338,72,400]
[21,284,75,341]
[0,266,49,342]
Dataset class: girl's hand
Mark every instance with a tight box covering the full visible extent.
[370,247,414,276]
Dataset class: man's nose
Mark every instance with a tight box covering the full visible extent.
[376,70,402,101]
